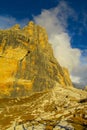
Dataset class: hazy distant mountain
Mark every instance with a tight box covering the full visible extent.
[73,82,86,89]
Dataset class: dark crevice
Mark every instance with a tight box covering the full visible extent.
[78,98,87,103]
[49,60,56,65]
[20,50,30,62]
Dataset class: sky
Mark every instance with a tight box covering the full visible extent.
[0,0,87,87]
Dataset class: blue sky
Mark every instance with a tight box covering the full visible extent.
[0,0,87,50]
[0,0,87,86]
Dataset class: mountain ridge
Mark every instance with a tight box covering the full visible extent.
[0,21,72,97]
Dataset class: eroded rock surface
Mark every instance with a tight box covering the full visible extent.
[0,22,72,97]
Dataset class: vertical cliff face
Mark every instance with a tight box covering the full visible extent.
[0,22,72,97]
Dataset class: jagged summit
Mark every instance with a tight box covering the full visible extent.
[0,21,72,97]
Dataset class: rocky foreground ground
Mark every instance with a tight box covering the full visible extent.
[0,84,87,130]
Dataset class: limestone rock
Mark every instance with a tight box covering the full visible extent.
[84,86,87,91]
[0,84,87,130]
[0,21,72,97]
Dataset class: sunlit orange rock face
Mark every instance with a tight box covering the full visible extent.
[0,22,72,97]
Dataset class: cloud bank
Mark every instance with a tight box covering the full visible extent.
[34,1,81,72]
[34,1,87,86]
[71,51,87,86]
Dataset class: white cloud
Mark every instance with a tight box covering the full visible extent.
[70,75,80,84]
[34,1,81,72]
[71,63,87,86]
[0,15,29,29]
[0,16,16,29]
[34,1,87,86]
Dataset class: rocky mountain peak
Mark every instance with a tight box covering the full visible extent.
[0,22,87,130]
[0,22,72,97]
[11,24,20,30]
